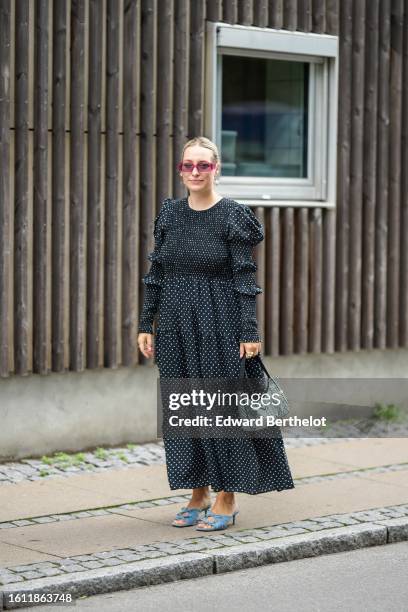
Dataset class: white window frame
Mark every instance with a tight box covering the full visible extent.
[204,22,339,209]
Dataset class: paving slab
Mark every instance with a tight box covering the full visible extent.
[354,469,408,489]
[256,469,408,519]
[0,543,55,568]
[282,454,357,478]
[291,438,408,470]
[0,480,128,524]
[0,466,186,523]
[0,514,199,559]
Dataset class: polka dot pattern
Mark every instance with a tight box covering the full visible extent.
[138,196,295,495]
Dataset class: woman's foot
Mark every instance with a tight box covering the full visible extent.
[172,487,212,527]
[196,491,238,529]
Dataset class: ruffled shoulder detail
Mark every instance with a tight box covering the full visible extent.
[147,198,172,264]
[226,204,264,245]
[226,203,263,298]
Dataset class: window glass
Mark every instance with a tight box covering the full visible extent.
[221,55,309,178]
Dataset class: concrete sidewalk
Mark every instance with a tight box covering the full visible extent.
[1,438,407,608]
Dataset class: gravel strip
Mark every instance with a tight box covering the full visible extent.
[0,437,377,485]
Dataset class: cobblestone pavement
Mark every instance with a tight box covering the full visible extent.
[0,462,407,531]
[0,437,374,485]
[0,502,407,585]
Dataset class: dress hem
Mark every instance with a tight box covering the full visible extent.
[168,482,295,495]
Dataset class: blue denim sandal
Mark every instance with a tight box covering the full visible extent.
[195,509,239,531]
[172,504,211,527]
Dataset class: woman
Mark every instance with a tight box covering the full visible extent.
[138,136,295,531]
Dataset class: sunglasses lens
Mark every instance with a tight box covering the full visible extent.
[179,162,213,172]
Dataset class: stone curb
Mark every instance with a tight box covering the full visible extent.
[1,519,407,609]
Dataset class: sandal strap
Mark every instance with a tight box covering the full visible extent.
[206,510,235,519]
[174,506,208,520]
[175,506,199,518]
[197,515,229,528]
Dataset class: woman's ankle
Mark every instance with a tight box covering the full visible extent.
[189,487,211,505]
[216,491,235,502]
[213,491,237,510]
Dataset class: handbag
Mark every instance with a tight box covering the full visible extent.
[237,354,290,431]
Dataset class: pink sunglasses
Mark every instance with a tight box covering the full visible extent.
[177,161,216,173]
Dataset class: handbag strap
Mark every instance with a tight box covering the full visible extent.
[239,353,271,379]
[239,355,246,378]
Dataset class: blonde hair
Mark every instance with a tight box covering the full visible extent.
[180,136,221,174]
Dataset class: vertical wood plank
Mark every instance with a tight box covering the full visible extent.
[189,0,205,137]
[308,208,322,352]
[253,0,268,27]
[335,0,352,351]
[52,0,67,371]
[255,206,266,345]
[206,0,222,22]
[173,0,188,198]
[238,0,253,25]
[322,209,336,353]
[157,0,173,205]
[0,0,11,376]
[281,208,294,354]
[386,0,403,347]
[348,0,365,350]
[268,0,283,28]
[14,0,29,374]
[266,207,281,356]
[361,0,380,350]
[374,0,391,348]
[326,0,339,36]
[321,0,338,353]
[400,0,408,346]
[294,208,309,353]
[298,0,313,32]
[70,0,86,371]
[87,0,103,368]
[139,0,156,366]
[104,0,120,367]
[122,0,139,365]
[283,0,297,30]
[223,0,238,24]
[298,0,312,32]
[33,0,49,374]
[312,0,325,32]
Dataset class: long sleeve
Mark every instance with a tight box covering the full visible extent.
[138,198,170,334]
[226,204,264,343]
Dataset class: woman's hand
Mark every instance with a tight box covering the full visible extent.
[138,333,155,358]
[239,341,261,359]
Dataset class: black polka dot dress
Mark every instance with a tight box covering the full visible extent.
[138,196,295,495]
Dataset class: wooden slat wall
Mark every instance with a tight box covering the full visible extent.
[0,0,408,377]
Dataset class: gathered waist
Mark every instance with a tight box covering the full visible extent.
[164,269,233,280]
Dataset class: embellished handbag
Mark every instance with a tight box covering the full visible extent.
[237,354,290,431]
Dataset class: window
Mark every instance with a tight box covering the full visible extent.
[205,23,339,208]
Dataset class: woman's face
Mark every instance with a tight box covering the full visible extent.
[179,145,219,194]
